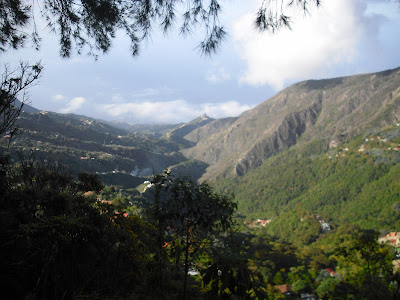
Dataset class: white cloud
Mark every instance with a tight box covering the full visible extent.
[201,101,253,118]
[130,86,175,99]
[101,99,253,123]
[60,97,86,113]
[52,94,66,102]
[111,95,125,103]
[232,0,371,89]
[206,67,231,83]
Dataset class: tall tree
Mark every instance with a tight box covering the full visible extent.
[148,171,237,299]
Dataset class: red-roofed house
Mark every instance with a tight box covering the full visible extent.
[378,232,400,246]
[83,191,95,197]
[275,284,293,296]
[325,268,336,276]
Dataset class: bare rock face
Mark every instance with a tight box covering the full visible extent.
[184,117,238,144]
[180,67,400,181]
[235,97,322,176]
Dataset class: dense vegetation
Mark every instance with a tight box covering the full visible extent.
[2,104,400,299]
[1,148,400,299]
[2,0,400,298]
[214,125,400,246]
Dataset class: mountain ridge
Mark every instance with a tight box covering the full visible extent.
[181,66,400,181]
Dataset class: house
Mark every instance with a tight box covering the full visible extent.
[257,219,271,226]
[275,284,293,296]
[100,200,113,205]
[325,268,336,277]
[321,222,331,231]
[83,191,95,197]
[301,293,318,300]
[378,232,400,246]
[188,268,199,276]
[115,211,128,217]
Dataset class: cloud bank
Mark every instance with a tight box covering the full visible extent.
[232,0,380,89]
[101,99,253,124]
[206,67,231,83]
[60,97,86,113]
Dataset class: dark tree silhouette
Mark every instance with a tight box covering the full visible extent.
[0,62,42,137]
[0,0,331,58]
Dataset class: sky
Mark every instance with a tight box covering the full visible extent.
[3,0,400,124]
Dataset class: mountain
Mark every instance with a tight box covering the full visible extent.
[2,109,188,187]
[182,67,400,181]
[183,116,238,144]
[4,67,400,231]
[169,67,400,243]
[167,114,215,138]
[163,114,215,147]
[213,123,400,244]
[13,99,40,114]
[103,119,181,137]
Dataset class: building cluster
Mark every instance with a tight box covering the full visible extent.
[378,232,400,247]
[274,284,318,299]
[315,214,331,232]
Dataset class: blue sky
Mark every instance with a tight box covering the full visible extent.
[3,0,400,124]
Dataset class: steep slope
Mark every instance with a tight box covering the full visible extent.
[182,67,400,181]
[184,117,238,143]
[14,99,40,114]
[163,114,215,147]
[5,110,186,186]
[213,124,400,242]
[168,114,215,138]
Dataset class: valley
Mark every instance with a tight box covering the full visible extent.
[2,67,400,299]
[3,67,400,235]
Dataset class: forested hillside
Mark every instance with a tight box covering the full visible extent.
[214,124,400,245]
[1,110,188,187]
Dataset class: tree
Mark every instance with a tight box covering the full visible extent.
[0,61,42,137]
[0,0,332,59]
[0,157,157,299]
[77,171,104,192]
[147,171,237,299]
[255,0,321,33]
[332,229,396,299]
[0,0,228,58]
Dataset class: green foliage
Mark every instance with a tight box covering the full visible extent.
[78,171,104,191]
[1,0,228,57]
[327,229,396,299]
[0,157,156,299]
[0,0,31,52]
[2,154,400,299]
[147,171,237,299]
[169,159,209,182]
[215,129,400,245]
